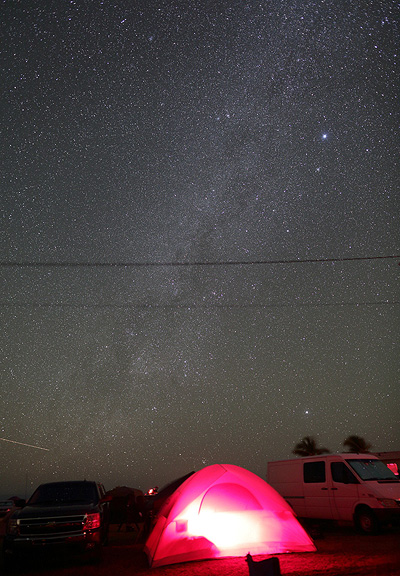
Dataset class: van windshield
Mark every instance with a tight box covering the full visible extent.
[346,459,399,481]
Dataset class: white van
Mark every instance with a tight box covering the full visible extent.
[267,453,400,533]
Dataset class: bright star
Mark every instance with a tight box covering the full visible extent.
[322,133,328,140]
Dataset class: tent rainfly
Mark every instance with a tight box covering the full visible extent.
[144,463,316,567]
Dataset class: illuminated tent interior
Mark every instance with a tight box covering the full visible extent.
[144,463,316,567]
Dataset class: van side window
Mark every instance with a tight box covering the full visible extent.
[331,462,359,484]
[304,461,325,483]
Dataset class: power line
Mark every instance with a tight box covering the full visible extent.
[0,254,399,268]
[0,300,398,310]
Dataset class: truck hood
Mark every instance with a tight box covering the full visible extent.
[13,503,98,519]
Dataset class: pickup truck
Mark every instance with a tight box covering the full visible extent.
[3,480,110,570]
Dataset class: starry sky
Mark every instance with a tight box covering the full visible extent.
[1,0,399,498]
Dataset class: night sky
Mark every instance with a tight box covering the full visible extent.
[1,1,399,498]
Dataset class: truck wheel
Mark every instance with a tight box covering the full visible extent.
[2,554,17,574]
[91,543,103,564]
[354,507,379,534]
[102,525,109,546]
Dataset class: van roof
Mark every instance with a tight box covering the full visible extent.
[268,453,379,464]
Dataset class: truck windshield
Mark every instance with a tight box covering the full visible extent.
[29,483,97,505]
[346,459,399,481]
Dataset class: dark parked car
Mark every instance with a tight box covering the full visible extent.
[3,481,110,570]
[0,501,16,519]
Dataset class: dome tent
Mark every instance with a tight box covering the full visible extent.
[144,464,315,567]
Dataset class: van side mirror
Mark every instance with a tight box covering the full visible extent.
[344,474,359,484]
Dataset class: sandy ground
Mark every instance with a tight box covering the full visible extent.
[1,522,399,575]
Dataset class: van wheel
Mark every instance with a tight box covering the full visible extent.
[354,507,379,534]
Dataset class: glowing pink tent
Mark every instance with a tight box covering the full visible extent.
[144,464,315,567]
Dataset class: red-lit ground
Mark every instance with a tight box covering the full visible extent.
[1,523,399,575]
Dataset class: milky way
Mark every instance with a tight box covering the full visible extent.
[1,0,398,497]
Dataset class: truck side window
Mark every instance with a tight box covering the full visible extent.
[304,461,325,483]
[331,462,359,484]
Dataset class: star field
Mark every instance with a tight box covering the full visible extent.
[0,0,399,497]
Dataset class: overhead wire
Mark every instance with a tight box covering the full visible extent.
[1,254,398,309]
[0,254,399,267]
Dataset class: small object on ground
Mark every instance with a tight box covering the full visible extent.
[246,553,281,576]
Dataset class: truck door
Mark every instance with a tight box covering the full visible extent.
[330,461,360,522]
[303,461,335,519]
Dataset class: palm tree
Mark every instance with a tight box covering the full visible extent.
[343,435,372,453]
[292,436,331,457]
